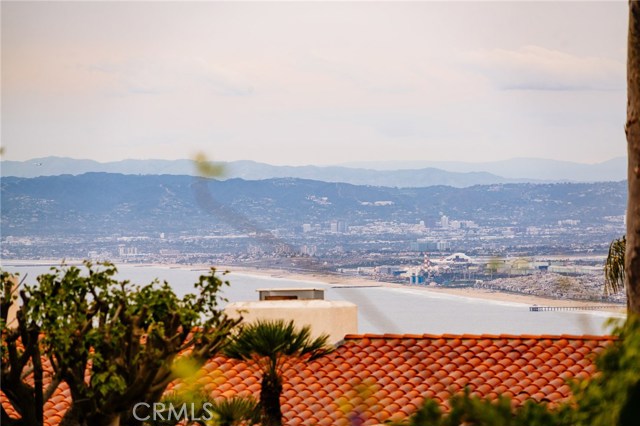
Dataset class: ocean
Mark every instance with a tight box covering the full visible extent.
[2,263,624,336]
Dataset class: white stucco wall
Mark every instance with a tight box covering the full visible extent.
[224,300,358,344]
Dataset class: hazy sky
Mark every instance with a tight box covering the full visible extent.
[1,1,629,165]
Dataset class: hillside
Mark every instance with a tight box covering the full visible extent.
[0,173,627,237]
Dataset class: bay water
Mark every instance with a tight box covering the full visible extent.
[2,263,623,336]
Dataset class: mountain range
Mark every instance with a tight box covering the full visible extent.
[340,157,626,182]
[1,173,627,237]
[0,156,626,188]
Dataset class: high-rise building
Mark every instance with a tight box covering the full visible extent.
[301,245,317,256]
[436,240,451,251]
[330,220,348,233]
[118,245,138,256]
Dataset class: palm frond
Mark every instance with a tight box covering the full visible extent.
[604,236,626,296]
[223,319,334,373]
[209,396,260,426]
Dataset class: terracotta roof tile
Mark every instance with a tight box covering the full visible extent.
[2,333,613,426]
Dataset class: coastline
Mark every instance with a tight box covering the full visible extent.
[2,259,626,316]
[216,264,627,315]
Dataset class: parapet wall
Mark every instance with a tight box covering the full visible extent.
[225,300,358,344]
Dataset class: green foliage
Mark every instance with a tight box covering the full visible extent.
[224,319,334,377]
[569,316,640,426]
[1,270,51,426]
[144,393,259,426]
[1,262,240,426]
[224,319,334,426]
[208,396,261,426]
[0,271,17,365]
[406,391,572,426]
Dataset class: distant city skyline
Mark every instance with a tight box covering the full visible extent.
[1,1,629,166]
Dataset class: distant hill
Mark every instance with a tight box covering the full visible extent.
[1,157,198,178]
[2,157,543,188]
[0,173,627,237]
[340,157,627,182]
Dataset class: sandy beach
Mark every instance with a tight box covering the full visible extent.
[216,264,627,315]
[2,259,626,315]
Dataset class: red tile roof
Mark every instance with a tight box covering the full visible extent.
[1,333,614,425]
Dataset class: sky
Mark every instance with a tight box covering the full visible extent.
[1,1,630,166]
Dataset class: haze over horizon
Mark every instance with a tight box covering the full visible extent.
[3,154,626,167]
[2,1,628,166]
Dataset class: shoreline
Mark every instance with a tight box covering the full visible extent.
[215,264,627,315]
[2,259,627,315]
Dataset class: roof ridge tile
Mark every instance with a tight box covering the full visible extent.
[342,333,615,341]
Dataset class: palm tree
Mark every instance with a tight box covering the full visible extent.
[223,319,334,426]
[605,236,626,297]
[147,393,259,426]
